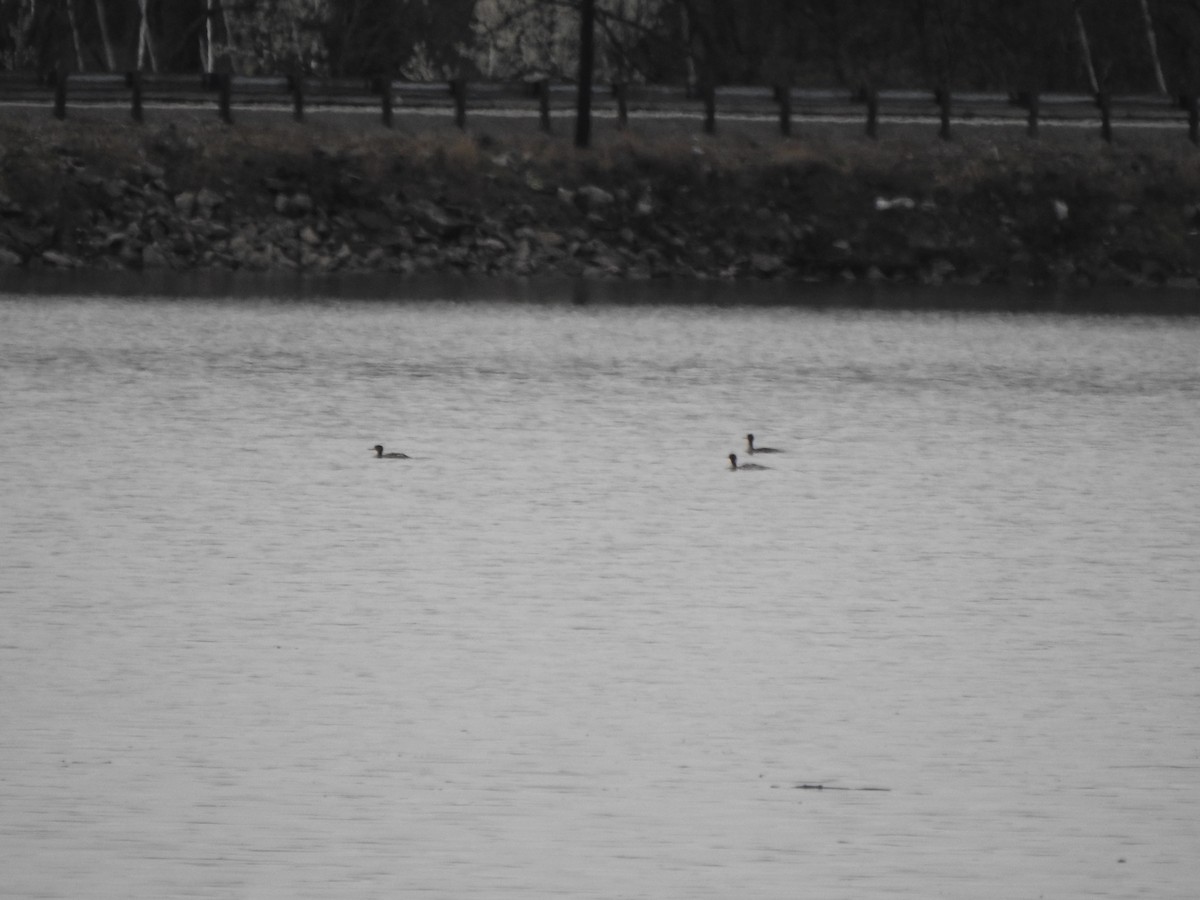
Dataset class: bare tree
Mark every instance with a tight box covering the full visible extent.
[576,0,594,146]
[92,0,115,70]
[1138,0,1169,92]
[136,0,158,71]
[1074,1,1100,91]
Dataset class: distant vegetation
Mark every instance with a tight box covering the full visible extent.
[5,0,1200,97]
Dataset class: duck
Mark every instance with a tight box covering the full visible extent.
[372,444,410,459]
[745,433,782,454]
[728,453,768,471]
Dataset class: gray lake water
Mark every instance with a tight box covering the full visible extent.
[2,287,1198,900]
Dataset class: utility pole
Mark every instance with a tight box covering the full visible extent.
[575,0,596,148]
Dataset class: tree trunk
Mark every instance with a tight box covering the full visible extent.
[65,0,85,71]
[679,2,697,93]
[575,0,596,148]
[93,0,116,71]
[220,0,236,72]
[137,0,158,72]
[1073,6,1099,94]
[204,0,214,74]
[1138,0,1169,95]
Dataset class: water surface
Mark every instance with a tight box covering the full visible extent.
[2,290,1198,900]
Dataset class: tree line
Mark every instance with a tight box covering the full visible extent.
[5,0,1200,98]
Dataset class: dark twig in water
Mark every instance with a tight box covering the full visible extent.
[792,783,891,791]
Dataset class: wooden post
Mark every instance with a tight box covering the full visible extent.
[537,78,551,133]
[1026,90,1039,138]
[703,82,716,134]
[777,83,791,137]
[380,75,393,128]
[289,73,304,123]
[128,70,143,123]
[1098,90,1112,143]
[937,86,951,140]
[450,78,467,129]
[53,67,67,120]
[614,82,628,130]
[217,72,232,124]
[866,87,879,139]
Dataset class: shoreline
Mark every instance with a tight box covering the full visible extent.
[3,112,1200,310]
[6,268,1198,316]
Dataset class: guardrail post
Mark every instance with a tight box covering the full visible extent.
[1097,91,1112,143]
[937,86,951,140]
[379,75,393,128]
[865,87,879,139]
[702,82,716,134]
[128,70,143,123]
[776,83,791,137]
[450,78,467,129]
[537,78,551,132]
[1026,91,1039,138]
[614,82,628,130]
[289,74,304,123]
[217,72,232,124]
[53,67,67,120]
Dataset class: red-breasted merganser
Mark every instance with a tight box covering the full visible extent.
[746,433,782,454]
[728,453,768,470]
[372,445,410,459]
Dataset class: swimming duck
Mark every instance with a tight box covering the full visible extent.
[746,433,782,454]
[728,453,768,471]
[372,445,410,459]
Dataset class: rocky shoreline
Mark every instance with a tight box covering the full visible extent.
[3,114,1200,295]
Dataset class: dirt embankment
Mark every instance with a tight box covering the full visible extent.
[2,112,1200,290]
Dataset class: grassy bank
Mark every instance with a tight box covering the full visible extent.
[2,110,1200,291]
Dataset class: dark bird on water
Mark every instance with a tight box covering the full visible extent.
[372,445,410,459]
[746,434,782,454]
[728,453,768,471]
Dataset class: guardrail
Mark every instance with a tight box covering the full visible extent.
[1,71,1197,144]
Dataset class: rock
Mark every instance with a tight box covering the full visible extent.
[557,187,576,206]
[141,244,172,268]
[42,250,80,267]
[875,196,916,211]
[1053,199,1069,222]
[196,188,224,213]
[275,192,313,217]
[578,185,615,207]
[174,192,196,217]
[926,257,957,283]
[475,237,508,253]
[353,209,392,232]
[300,226,322,246]
[751,253,784,276]
[410,199,463,238]
[0,247,23,266]
[2,222,53,252]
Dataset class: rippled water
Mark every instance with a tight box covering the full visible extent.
[2,289,1198,900]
